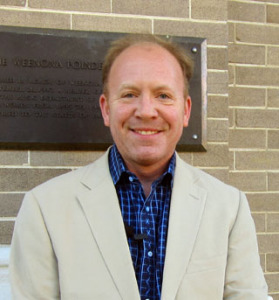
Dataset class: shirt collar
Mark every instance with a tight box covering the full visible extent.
[109,144,176,186]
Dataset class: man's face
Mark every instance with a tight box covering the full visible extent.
[100,43,191,173]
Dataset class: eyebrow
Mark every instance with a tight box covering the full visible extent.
[119,83,174,92]
[118,83,138,90]
[153,85,173,91]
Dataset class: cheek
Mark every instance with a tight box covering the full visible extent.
[164,108,185,126]
[112,105,134,123]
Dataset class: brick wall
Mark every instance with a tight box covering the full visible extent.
[228,0,279,298]
[0,0,278,297]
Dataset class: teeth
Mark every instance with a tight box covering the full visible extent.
[136,130,158,135]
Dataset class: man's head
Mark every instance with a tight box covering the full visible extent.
[99,34,193,177]
[102,34,194,97]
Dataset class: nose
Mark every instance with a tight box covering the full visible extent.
[134,93,158,119]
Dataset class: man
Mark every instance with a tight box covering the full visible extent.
[10,34,268,299]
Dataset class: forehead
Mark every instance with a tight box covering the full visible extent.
[108,43,184,84]
[114,43,180,67]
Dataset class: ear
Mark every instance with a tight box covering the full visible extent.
[183,96,192,127]
[99,94,110,127]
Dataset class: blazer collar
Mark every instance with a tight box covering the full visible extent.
[161,154,207,300]
[77,150,140,300]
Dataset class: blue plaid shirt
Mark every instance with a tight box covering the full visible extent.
[109,145,175,300]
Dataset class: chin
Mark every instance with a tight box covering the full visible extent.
[133,152,167,166]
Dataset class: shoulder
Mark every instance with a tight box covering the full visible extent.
[176,154,237,192]
[174,154,250,229]
[175,153,242,209]
[26,151,110,204]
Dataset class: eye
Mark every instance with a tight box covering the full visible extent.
[121,92,137,99]
[124,93,135,98]
[158,93,170,100]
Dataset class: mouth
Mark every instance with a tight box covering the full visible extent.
[133,130,159,135]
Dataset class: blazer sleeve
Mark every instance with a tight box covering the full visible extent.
[223,191,268,299]
[9,191,60,300]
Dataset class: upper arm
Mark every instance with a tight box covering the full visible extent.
[224,191,268,299]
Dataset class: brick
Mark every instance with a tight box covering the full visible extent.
[112,0,189,18]
[259,253,265,272]
[265,273,279,293]
[208,71,228,94]
[72,15,152,34]
[207,119,229,142]
[268,130,279,149]
[154,20,228,46]
[252,213,266,232]
[269,172,279,191]
[236,66,279,87]
[0,0,25,5]
[268,47,279,66]
[228,64,235,85]
[207,96,228,118]
[193,144,228,167]
[31,151,103,166]
[29,0,110,13]
[178,152,192,165]
[257,233,279,253]
[253,0,279,3]
[267,213,279,232]
[228,44,265,65]
[268,89,279,108]
[236,109,279,128]
[228,22,235,43]
[229,108,235,128]
[0,150,28,165]
[267,253,279,272]
[201,168,229,184]
[0,194,23,217]
[270,295,279,300]
[0,221,14,244]
[229,150,234,170]
[229,129,266,149]
[0,168,69,192]
[235,151,279,170]
[228,1,265,23]
[236,23,279,45]
[267,4,279,24]
[247,193,279,212]
[229,87,266,107]
[0,9,70,29]
[207,47,228,70]
[191,0,227,21]
[229,172,266,192]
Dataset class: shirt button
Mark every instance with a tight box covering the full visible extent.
[145,206,150,212]
[147,251,153,257]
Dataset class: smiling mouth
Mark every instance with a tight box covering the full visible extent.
[133,130,159,135]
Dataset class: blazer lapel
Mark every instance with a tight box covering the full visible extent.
[161,155,207,300]
[77,152,140,300]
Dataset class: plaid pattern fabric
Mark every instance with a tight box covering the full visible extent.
[109,145,175,300]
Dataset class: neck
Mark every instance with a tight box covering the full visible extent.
[125,159,171,198]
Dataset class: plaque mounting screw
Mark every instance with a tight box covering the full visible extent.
[191,47,198,54]
[192,134,198,140]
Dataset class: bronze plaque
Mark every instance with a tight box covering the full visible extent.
[0,27,206,151]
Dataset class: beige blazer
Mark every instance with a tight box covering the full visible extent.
[10,151,267,299]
